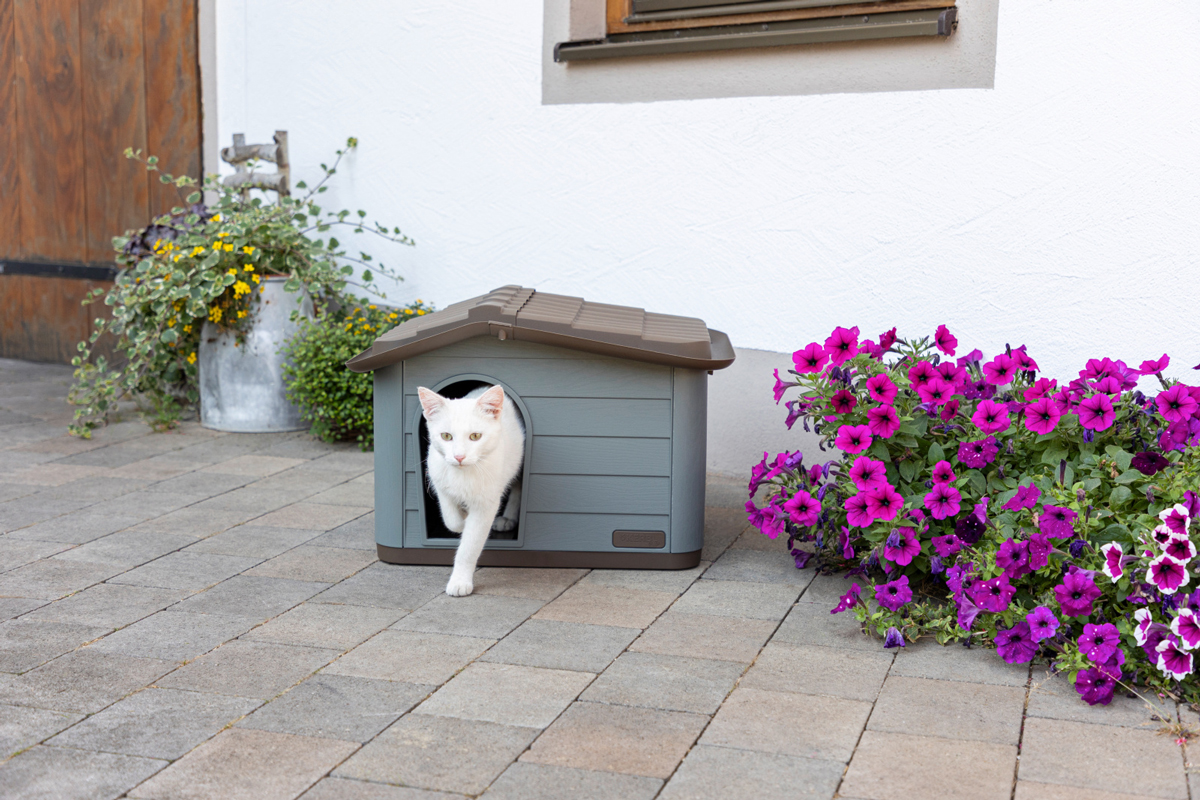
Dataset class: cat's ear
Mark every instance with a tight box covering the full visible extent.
[476,385,505,418]
[417,387,447,420]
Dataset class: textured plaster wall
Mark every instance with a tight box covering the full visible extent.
[215,0,1200,476]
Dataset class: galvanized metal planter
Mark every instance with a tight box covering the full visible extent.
[199,276,313,432]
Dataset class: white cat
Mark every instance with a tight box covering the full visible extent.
[417,384,525,597]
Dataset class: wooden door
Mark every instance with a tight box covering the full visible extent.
[0,0,202,363]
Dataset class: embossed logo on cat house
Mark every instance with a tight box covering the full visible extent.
[347,285,735,570]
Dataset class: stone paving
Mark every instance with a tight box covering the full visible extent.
[0,356,1195,800]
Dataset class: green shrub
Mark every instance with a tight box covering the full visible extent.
[282,301,432,450]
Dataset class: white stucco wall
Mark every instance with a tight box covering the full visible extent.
[214,0,1200,476]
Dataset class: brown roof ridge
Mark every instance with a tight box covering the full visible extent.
[346,285,735,373]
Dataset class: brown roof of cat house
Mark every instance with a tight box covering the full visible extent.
[345,285,736,373]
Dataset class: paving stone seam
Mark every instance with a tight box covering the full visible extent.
[1010,661,1035,800]
[828,621,901,798]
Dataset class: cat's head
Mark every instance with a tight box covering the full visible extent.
[417,385,506,468]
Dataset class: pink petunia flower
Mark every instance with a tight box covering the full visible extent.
[908,360,937,389]
[1076,394,1115,431]
[971,398,1011,434]
[772,369,790,404]
[931,460,956,485]
[1100,542,1124,582]
[1024,397,1062,436]
[1002,483,1041,511]
[1147,555,1191,595]
[829,390,857,415]
[1024,378,1058,401]
[824,326,860,367]
[1091,376,1121,396]
[923,483,961,520]
[1138,354,1170,375]
[916,378,954,406]
[792,342,829,374]
[878,328,898,351]
[883,527,921,566]
[1171,608,1200,650]
[866,404,901,439]
[783,490,821,527]
[983,353,1018,385]
[866,373,898,404]
[934,324,957,356]
[936,361,967,388]
[1156,635,1194,680]
[848,457,889,492]
[939,399,960,421]
[866,485,905,522]
[1013,347,1038,372]
[1157,385,1199,423]
[844,493,875,528]
[830,583,861,615]
[834,424,873,455]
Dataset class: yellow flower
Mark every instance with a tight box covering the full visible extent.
[226,268,237,276]
[208,307,223,323]
[251,275,260,284]
[243,264,254,272]
[173,254,182,262]
[183,324,192,333]
[242,245,255,255]
[212,213,222,222]
[167,317,176,327]
[237,310,247,319]
[233,281,251,297]
[187,352,197,364]
[417,309,426,315]
[368,305,377,310]
[224,242,235,252]
[388,312,398,319]
[216,231,230,239]
[191,246,205,256]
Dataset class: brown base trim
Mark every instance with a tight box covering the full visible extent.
[377,544,702,570]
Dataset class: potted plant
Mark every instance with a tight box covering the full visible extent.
[68,138,413,436]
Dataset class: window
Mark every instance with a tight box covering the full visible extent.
[556,0,957,61]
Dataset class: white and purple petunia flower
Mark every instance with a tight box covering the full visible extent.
[1100,542,1124,582]
[1156,635,1195,680]
[1134,608,1156,646]
[1147,554,1191,595]
[1171,608,1200,650]
[1163,534,1197,565]
[1160,504,1191,536]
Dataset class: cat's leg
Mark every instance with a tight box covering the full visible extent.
[433,486,466,533]
[491,479,522,532]
[445,496,502,597]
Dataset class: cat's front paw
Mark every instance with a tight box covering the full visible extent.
[491,516,517,532]
[445,574,474,597]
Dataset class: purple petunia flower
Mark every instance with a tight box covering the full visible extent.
[875,575,913,612]
[792,549,813,569]
[792,342,829,374]
[829,390,857,415]
[1077,394,1116,431]
[834,424,873,455]
[1023,397,1062,436]
[866,485,905,522]
[1156,635,1194,680]
[1100,542,1124,582]
[971,576,1016,613]
[1163,534,1197,565]
[931,534,962,557]
[1039,505,1077,539]
[996,538,1032,579]
[956,436,998,469]
[1156,385,1199,423]
[1183,491,1200,519]
[1078,623,1120,663]
[878,328,898,351]
[1013,347,1038,372]
[844,493,875,528]
[1026,606,1059,642]
[1160,504,1191,536]
[994,621,1037,664]
[866,404,901,439]
[923,483,962,521]
[883,627,906,649]
[863,372,898,405]
[1076,665,1121,706]
[956,594,981,632]
[972,398,1011,435]
[783,490,821,527]
[955,513,986,545]
[931,460,956,485]
[830,583,862,615]
[940,399,961,421]
[1131,451,1170,476]
[1170,608,1200,650]
[824,326,860,367]
[1147,555,1191,595]
[772,369,790,404]
[1027,532,1052,570]
[784,400,804,430]
[1054,570,1101,617]
[884,527,921,566]
[1002,483,1042,512]
[937,361,967,387]
[983,353,1018,385]
[848,457,888,492]
[908,360,938,389]
[973,497,990,527]
[746,501,787,539]
[934,324,957,357]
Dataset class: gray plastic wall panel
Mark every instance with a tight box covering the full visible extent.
[523,513,671,551]
[524,398,672,438]
[526,475,670,515]
[373,365,405,550]
[530,436,670,476]
[404,356,671,399]
[670,368,708,553]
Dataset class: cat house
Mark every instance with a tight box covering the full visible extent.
[346,285,735,569]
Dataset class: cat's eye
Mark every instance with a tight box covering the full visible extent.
[440,432,453,441]
[469,433,482,441]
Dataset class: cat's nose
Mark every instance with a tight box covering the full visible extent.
[454,455,465,463]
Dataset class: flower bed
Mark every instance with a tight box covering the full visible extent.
[754,325,1200,705]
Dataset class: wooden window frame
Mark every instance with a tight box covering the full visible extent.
[605,0,955,35]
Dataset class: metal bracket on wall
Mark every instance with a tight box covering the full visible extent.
[220,131,290,200]
[555,7,956,61]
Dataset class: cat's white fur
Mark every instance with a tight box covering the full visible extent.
[418,384,525,597]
